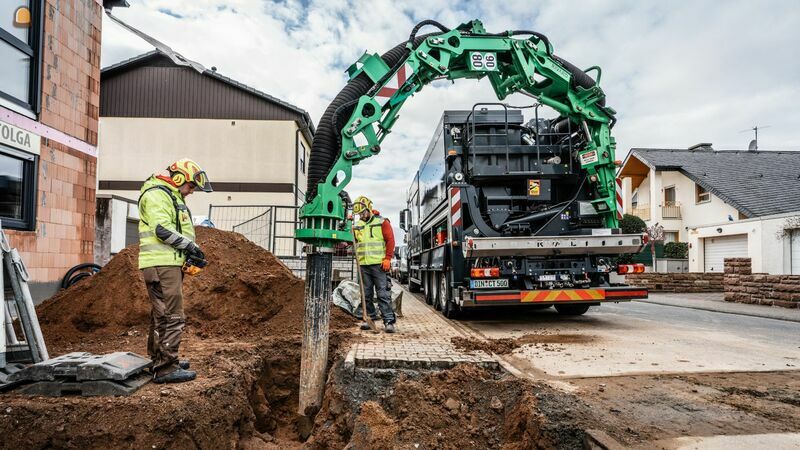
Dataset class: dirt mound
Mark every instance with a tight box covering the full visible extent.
[452,333,595,355]
[38,227,355,344]
[452,336,519,355]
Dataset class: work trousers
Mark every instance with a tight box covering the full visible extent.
[361,264,396,324]
[143,266,185,377]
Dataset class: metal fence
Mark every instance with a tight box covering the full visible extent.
[208,205,300,257]
[208,204,356,281]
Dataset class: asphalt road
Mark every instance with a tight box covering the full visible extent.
[454,299,800,378]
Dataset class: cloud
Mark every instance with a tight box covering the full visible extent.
[102,0,800,243]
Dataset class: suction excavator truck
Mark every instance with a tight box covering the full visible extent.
[295,19,647,412]
[399,106,648,318]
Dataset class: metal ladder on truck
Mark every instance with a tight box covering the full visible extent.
[0,220,49,387]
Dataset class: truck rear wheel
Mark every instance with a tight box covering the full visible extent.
[424,273,435,305]
[554,304,591,316]
[433,272,443,311]
[439,273,460,319]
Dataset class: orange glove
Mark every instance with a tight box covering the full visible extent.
[381,258,391,272]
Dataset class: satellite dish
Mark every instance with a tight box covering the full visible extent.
[748,139,757,151]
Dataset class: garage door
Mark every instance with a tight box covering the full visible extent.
[792,230,800,275]
[704,234,748,272]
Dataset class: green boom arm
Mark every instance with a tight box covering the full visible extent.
[296,20,619,247]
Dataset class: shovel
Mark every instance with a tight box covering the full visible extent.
[353,238,379,333]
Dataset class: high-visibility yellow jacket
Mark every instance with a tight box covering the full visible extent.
[137,176,195,269]
[354,215,386,266]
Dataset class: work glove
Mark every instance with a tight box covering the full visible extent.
[186,242,205,261]
[381,258,391,272]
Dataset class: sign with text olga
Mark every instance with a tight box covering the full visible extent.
[0,118,40,155]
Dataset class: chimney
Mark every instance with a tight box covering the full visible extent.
[688,143,713,151]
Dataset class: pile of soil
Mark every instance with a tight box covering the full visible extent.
[37,227,354,344]
[0,228,359,448]
[309,363,594,449]
[452,333,595,355]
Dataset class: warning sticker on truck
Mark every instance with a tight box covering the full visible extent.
[528,179,541,196]
[579,150,599,166]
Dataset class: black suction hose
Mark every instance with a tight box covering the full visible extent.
[307,22,448,198]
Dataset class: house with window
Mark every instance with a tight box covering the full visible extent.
[1,0,115,301]
[618,145,800,273]
[96,48,314,230]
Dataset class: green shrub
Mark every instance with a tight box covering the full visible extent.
[664,241,688,259]
[619,214,646,234]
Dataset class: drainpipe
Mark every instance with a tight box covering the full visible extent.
[295,121,310,256]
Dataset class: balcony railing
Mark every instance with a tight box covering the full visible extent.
[631,205,650,220]
[662,202,682,219]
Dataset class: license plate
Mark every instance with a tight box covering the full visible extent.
[470,279,509,289]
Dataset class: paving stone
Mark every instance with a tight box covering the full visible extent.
[352,286,498,370]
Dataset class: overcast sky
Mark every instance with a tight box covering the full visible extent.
[101,0,800,242]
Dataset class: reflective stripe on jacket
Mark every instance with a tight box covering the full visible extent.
[354,215,386,266]
[138,176,195,269]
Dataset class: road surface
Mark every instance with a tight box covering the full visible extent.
[401,288,800,447]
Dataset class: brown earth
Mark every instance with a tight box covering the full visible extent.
[308,363,596,449]
[1,228,359,449]
[451,333,594,355]
[37,227,354,346]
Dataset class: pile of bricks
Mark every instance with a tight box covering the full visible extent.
[724,258,800,308]
[625,272,724,293]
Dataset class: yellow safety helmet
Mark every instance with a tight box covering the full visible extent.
[168,158,213,192]
[352,196,373,214]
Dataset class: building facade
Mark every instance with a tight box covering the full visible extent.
[619,146,800,273]
[96,49,314,224]
[1,0,105,300]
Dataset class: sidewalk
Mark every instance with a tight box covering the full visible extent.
[639,293,800,323]
[347,287,499,372]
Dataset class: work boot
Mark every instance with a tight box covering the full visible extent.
[179,359,190,370]
[384,323,396,334]
[360,322,372,330]
[153,368,197,384]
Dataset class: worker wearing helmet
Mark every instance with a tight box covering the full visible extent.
[138,158,212,383]
[353,195,397,333]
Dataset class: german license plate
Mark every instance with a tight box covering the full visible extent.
[470,279,509,289]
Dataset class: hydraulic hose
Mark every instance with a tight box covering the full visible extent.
[307,30,439,198]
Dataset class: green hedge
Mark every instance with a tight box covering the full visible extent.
[664,242,688,259]
[619,214,646,234]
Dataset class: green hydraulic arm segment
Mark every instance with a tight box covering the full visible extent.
[296,20,619,247]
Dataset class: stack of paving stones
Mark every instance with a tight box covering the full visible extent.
[626,272,724,293]
[724,258,800,308]
[349,294,499,372]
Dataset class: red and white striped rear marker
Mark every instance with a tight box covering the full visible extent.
[450,187,462,227]
[615,177,624,220]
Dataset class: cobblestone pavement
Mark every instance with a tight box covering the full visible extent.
[348,286,498,371]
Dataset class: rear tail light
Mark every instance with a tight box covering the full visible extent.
[471,267,500,278]
[617,263,645,274]
[642,233,650,245]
